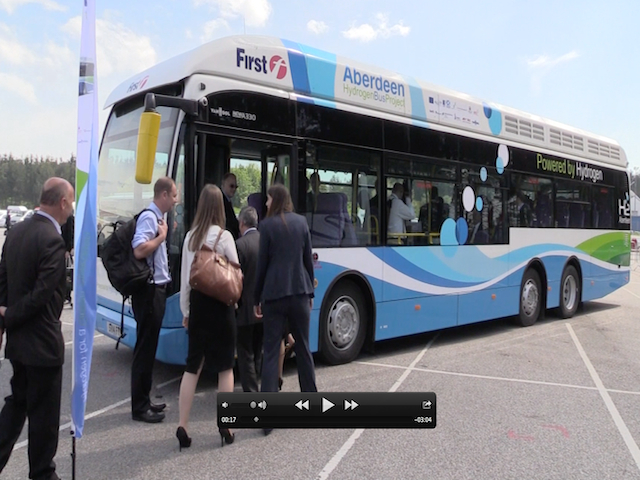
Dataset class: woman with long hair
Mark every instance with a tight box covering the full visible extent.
[176,184,238,449]
[254,184,316,434]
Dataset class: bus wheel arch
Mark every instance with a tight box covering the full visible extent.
[517,260,547,327]
[318,272,374,365]
[559,258,582,318]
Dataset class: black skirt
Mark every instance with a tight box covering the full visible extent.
[185,289,236,374]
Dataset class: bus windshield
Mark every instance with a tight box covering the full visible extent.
[98,103,178,224]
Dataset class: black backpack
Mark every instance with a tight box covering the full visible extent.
[100,209,156,348]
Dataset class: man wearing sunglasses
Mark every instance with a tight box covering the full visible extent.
[222,172,240,239]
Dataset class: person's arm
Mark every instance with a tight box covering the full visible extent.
[3,236,65,329]
[132,213,167,260]
[398,197,416,220]
[253,223,270,307]
[179,233,191,319]
[221,230,239,264]
[0,239,7,311]
[302,225,315,299]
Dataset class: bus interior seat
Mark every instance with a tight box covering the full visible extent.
[309,193,344,247]
[556,203,570,228]
[534,195,552,227]
[337,192,357,246]
[247,193,264,221]
[569,203,586,228]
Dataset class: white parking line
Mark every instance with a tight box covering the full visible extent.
[355,360,640,396]
[317,334,440,480]
[13,375,182,451]
[623,288,640,299]
[567,323,640,472]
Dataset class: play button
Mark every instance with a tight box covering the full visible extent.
[322,397,335,413]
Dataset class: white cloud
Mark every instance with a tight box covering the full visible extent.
[43,41,74,68]
[201,18,229,43]
[194,0,272,27]
[0,0,65,14]
[526,50,580,93]
[343,13,410,43]
[62,16,157,78]
[526,51,580,69]
[307,20,328,35]
[0,23,37,65]
[0,72,37,103]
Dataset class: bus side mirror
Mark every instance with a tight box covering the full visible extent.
[135,109,161,184]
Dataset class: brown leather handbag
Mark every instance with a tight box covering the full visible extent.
[189,229,243,306]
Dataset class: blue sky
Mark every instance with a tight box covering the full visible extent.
[1,0,639,170]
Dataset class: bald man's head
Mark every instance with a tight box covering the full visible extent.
[40,178,73,206]
[39,177,75,225]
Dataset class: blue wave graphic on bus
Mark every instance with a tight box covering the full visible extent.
[318,243,627,297]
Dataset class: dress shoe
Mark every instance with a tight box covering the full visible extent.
[150,401,166,413]
[263,428,273,436]
[132,409,165,423]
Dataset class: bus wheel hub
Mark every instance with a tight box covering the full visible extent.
[329,298,358,349]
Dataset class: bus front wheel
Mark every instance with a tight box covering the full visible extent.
[319,281,367,365]
[518,269,542,327]
[559,265,580,318]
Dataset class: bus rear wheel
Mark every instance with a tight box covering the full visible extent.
[319,281,367,365]
[559,265,580,318]
[518,269,542,327]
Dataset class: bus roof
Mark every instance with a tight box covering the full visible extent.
[106,36,627,168]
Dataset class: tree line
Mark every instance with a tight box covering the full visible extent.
[0,154,76,208]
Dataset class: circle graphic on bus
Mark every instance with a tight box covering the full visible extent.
[496,157,505,174]
[462,186,475,212]
[480,167,488,182]
[439,218,458,246]
[483,103,503,135]
[269,55,288,80]
[476,196,483,211]
[498,144,509,166]
[455,218,468,245]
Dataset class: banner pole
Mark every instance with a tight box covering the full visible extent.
[71,431,76,480]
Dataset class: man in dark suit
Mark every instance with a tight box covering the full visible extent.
[0,177,75,480]
[235,206,262,392]
[222,172,240,239]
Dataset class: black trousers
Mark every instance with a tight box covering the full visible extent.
[0,360,63,480]
[130,284,167,415]
[261,294,317,393]
[236,322,263,392]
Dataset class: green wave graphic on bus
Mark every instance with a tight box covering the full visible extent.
[577,232,631,266]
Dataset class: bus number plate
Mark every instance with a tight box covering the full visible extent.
[107,322,121,338]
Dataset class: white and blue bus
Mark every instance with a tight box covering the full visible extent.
[96,36,632,365]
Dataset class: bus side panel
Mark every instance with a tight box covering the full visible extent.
[582,269,629,302]
[540,255,567,310]
[457,286,520,326]
[375,294,458,341]
[97,301,189,365]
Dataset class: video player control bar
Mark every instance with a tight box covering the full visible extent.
[217,392,436,429]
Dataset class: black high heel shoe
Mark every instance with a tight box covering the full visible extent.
[219,428,235,447]
[176,426,192,451]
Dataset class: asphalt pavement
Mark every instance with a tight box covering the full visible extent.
[1,228,640,479]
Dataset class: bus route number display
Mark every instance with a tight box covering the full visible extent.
[217,392,436,429]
